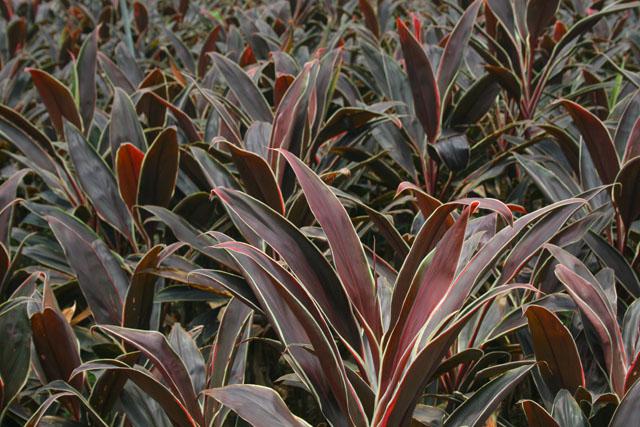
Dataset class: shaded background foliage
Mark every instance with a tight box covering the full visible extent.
[1,0,640,426]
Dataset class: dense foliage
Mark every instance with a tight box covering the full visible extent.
[1,0,640,425]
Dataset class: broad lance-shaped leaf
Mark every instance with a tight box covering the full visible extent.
[527,0,560,40]
[211,53,272,123]
[27,68,82,138]
[220,242,368,425]
[560,100,619,184]
[397,17,440,143]
[0,169,28,246]
[98,325,203,425]
[437,0,482,95]
[220,247,358,426]
[526,305,584,393]
[358,0,379,38]
[141,206,237,269]
[389,191,518,321]
[610,375,640,427]
[615,90,640,157]
[384,203,475,387]
[622,117,640,163]
[419,198,586,344]
[204,385,311,427]
[30,282,83,393]
[138,127,179,208]
[552,390,588,427]
[583,230,640,298]
[115,143,144,211]
[168,324,206,395]
[521,400,559,427]
[73,360,196,427]
[64,122,133,241]
[443,364,534,427]
[110,87,147,160]
[76,29,97,132]
[0,300,31,410]
[124,245,163,330]
[205,297,252,425]
[268,62,313,172]
[224,142,285,215]
[279,149,382,338]
[554,264,627,396]
[0,107,70,200]
[213,187,360,348]
[613,156,640,238]
[498,201,584,284]
[198,26,222,78]
[46,213,127,325]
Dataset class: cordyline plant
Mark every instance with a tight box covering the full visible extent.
[1,0,640,426]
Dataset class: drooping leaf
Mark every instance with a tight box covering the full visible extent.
[98,325,203,425]
[204,385,311,427]
[443,364,534,427]
[0,105,59,178]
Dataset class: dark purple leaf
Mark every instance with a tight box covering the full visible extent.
[76,30,98,132]
[397,18,441,143]
[138,127,179,208]
[279,150,382,338]
[65,122,133,241]
[204,385,310,427]
[437,0,482,95]
[560,99,619,184]
[526,305,584,393]
[211,52,272,123]
[27,68,82,138]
